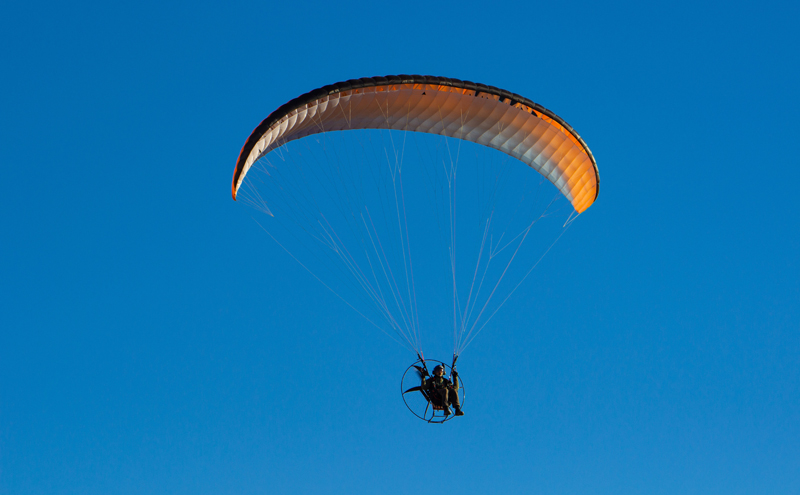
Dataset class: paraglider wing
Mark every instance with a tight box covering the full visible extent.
[232,75,599,213]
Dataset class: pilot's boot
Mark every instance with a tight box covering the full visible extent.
[442,405,452,415]
[454,406,464,416]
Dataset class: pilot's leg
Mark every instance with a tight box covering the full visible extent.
[439,388,452,415]
[447,388,463,416]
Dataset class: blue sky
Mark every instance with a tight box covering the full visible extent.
[2,0,799,494]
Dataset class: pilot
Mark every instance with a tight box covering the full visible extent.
[422,364,463,416]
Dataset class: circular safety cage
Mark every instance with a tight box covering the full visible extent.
[401,359,466,423]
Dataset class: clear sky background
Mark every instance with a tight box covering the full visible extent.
[2,1,798,494]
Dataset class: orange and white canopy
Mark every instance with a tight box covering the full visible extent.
[233,75,599,213]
